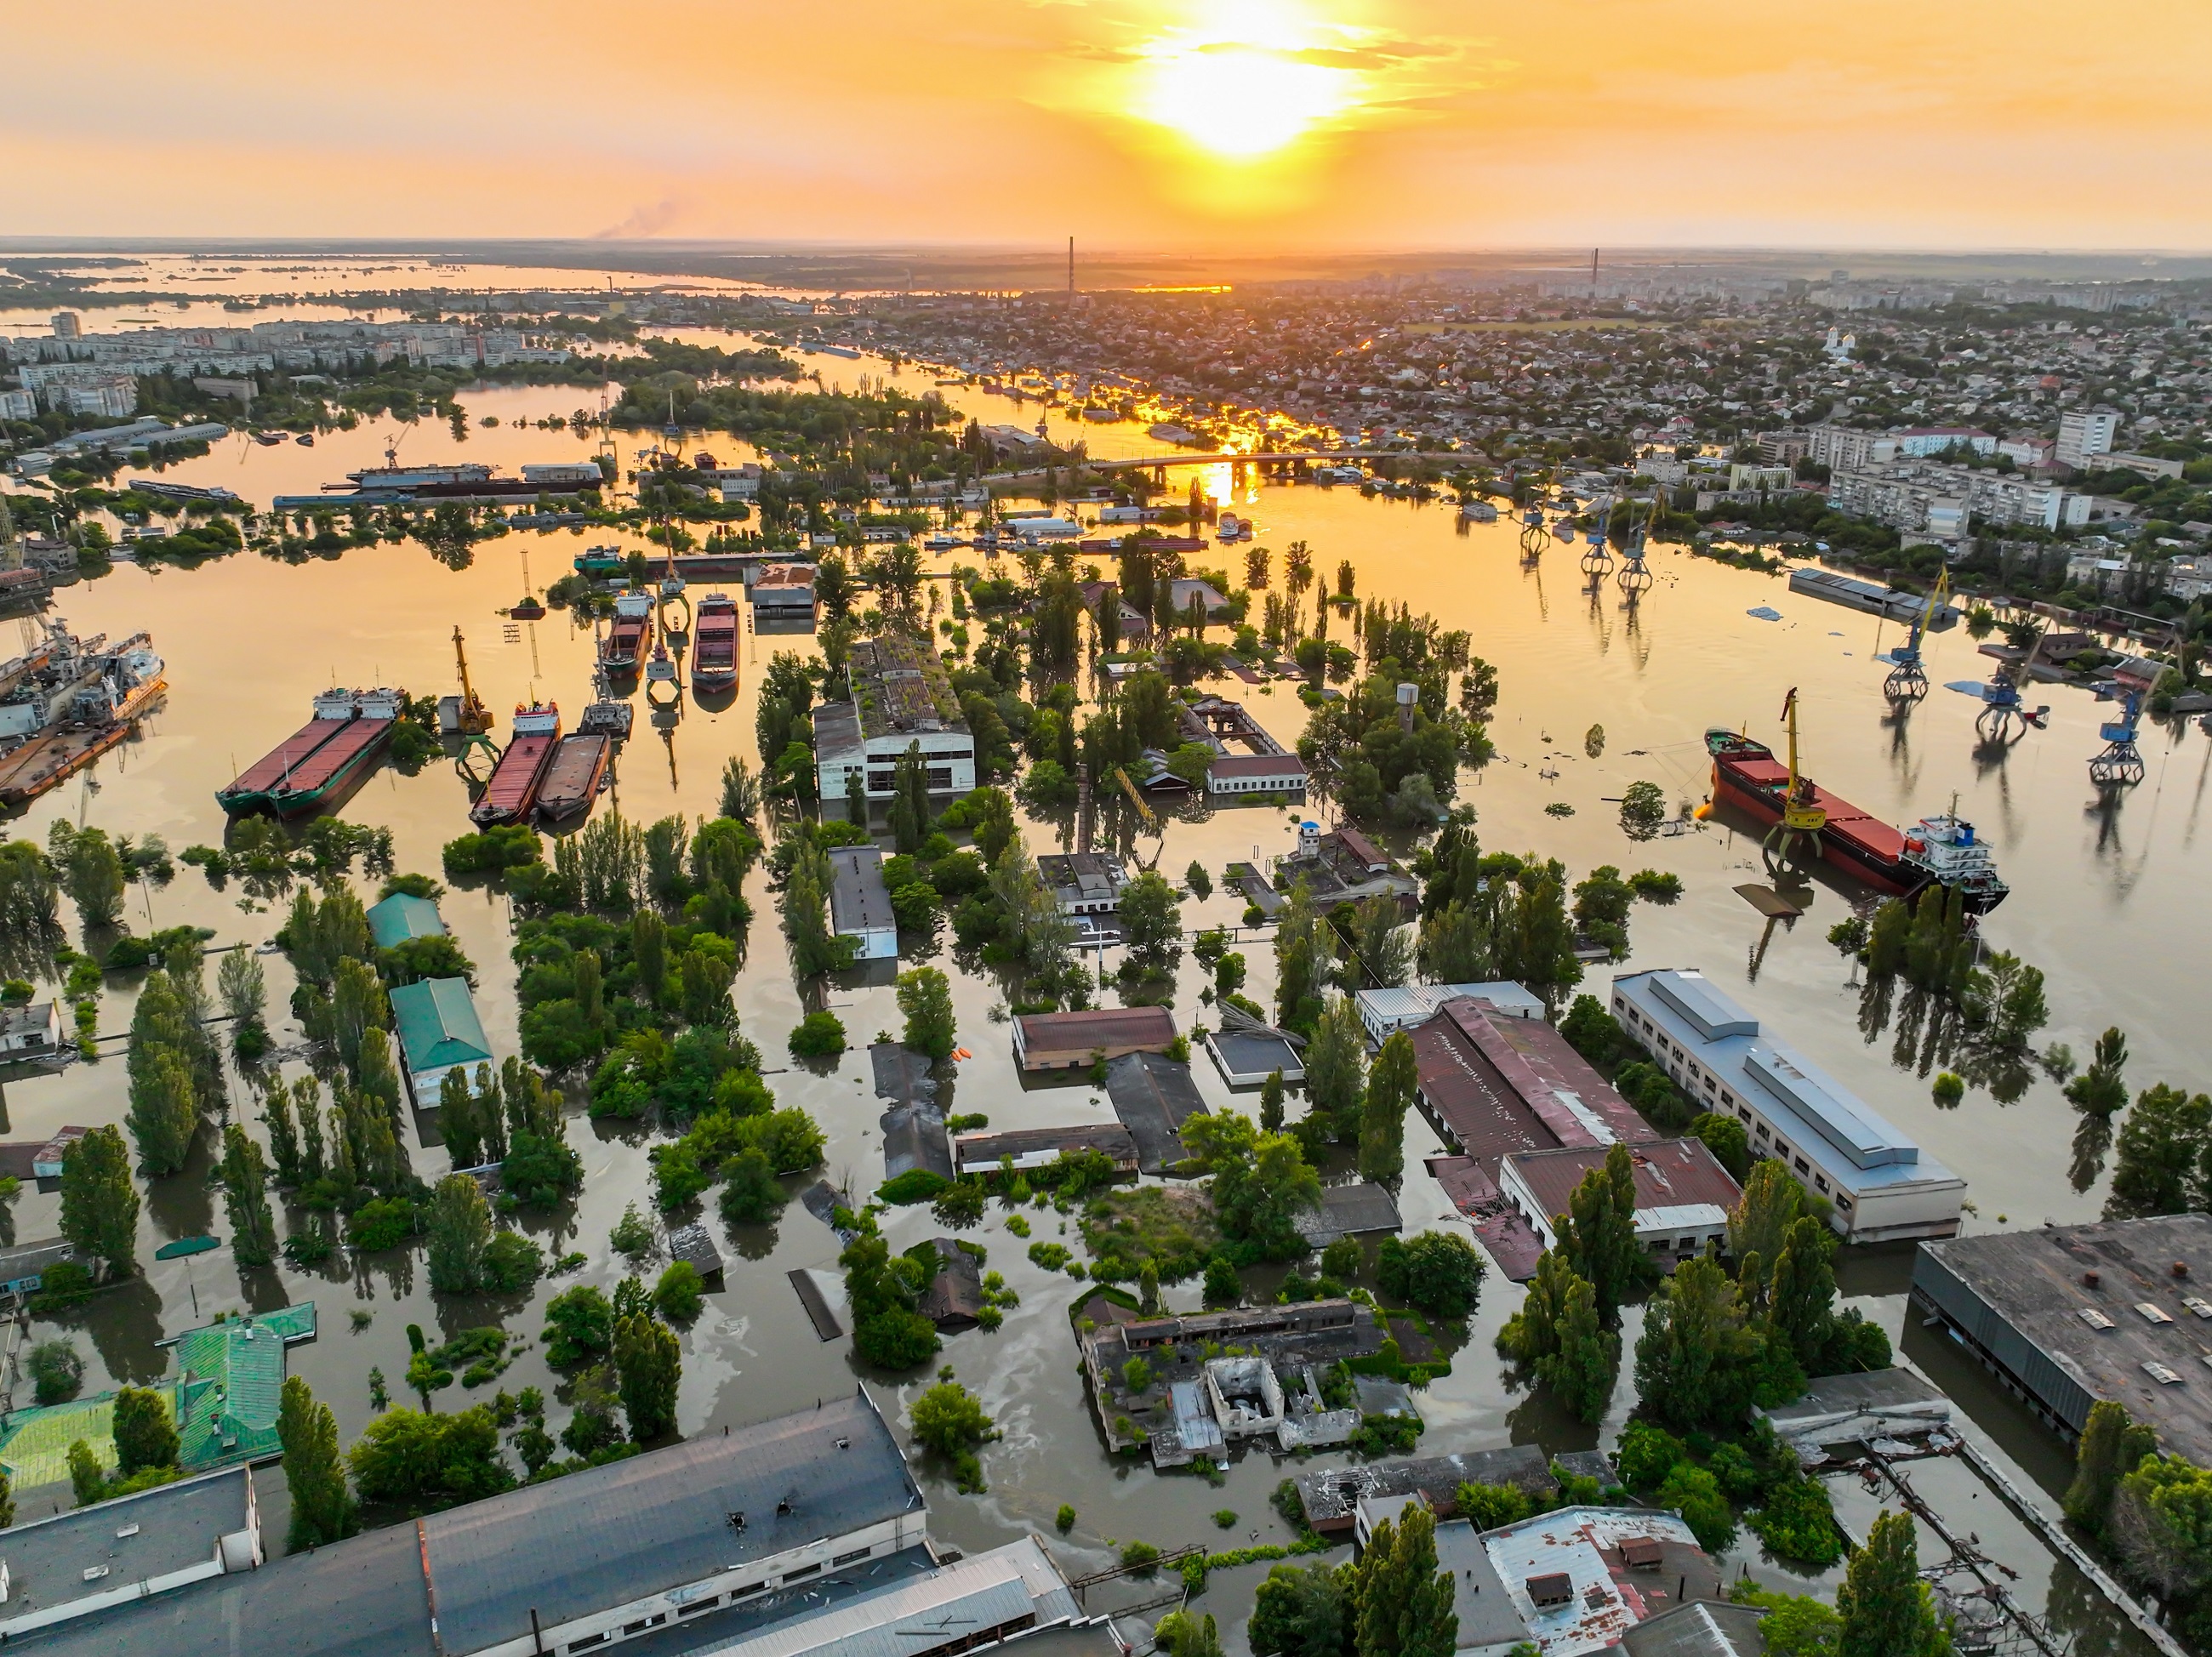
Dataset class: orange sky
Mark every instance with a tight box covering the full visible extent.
[7,0,2208,250]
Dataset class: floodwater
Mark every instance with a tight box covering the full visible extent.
[0,330,2194,1651]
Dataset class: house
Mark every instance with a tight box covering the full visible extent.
[32,1125,88,1178]
[387,977,494,1108]
[950,1123,1137,1179]
[665,1221,724,1282]
[0,1237,83,1296]
[1476,1507,1719,1657]
[365,892,446,951]
[919,1238,985,1330]
[1036,851,1129,916]
[749,562,818,629]
[828,845,898,961]
[1611,970,1964,1243]
[1619,1600,1770,1657]
[1293,1182,1404,1246]
[1011,1005,1176,1072]
[1206,1028,1306,1086]
[1497,1139,1742,1266]
[1167,577,1229,618]
[0,999,63,1056]
[1337,825,1389,874]
[1292,1445,1556,1535]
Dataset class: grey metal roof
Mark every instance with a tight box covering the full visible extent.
[20,1517,436,1657]
[1620,1600,1770,1657]
[829,846,895,937]
[1434,1517,1534,1652]
[1295,1444,1556,1529]
[685,1537,1077,1657]
[1103,1051,1208,1174]
[1294,1182,1404,1244]
[0,1466,251,1629]
[420,1392,921,1655]
[611,1546,943,1657]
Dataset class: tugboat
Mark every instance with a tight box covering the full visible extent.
[599,590,653,675]
[1899,807,2010,914]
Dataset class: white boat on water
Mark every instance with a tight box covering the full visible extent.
[1461,499,1498,522]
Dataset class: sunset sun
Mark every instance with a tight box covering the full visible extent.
[1132,5,1364,160]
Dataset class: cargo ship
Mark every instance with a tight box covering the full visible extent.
[535,733,611,823]
[0,721,132,807]
[0,624,167,807]
[219,689,402,817]
[1706,729,2008,913]
[599,592,653,675]
[692,593,739,692]
[470,703,562,826]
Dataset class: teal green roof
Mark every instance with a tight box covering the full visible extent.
[368,891,448,949]
[390,977,492,1078]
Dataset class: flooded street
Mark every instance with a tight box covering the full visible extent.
[0,327,2198,1651]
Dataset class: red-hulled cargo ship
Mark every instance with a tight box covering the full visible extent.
[1705,729,2009,914]
[219,688,401,817]
[599,591,653,675]
[692,593,738,692]
[470,703,562,826]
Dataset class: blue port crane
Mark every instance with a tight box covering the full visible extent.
[1875,567,1947,701]
[1945,664,2047,741]
[1579,527,1614,580]
[1616,490,1658,597]
[1518,500,1549,563]
[2089,681,2146,787]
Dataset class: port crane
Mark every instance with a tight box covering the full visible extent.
[1517,468,1552,563]
[1875,567,1947,701]
[448,626,499,779]
[1578,528,1614,581]
[2089,681,2146,788]
[1765,686,1828,868]
[1616,490,1659,597]
[1945,664,2047,741]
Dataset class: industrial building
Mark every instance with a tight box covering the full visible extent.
[1611,970,1964,1243]
[1011,1005,1177,1072]
[950,1123,1138,1179]
[1035,851,1129,917]
[1354,982,1545,1044]
[1471,1507,1719,1657]
[1913,1214,2212,1461]
[1497,1138,1742,1266]
[1291,1445,1556,1535]
[828,844,898,961]
[810,631,976,805]
[0,1392,1092,1657]
[1408,996,1655,1170]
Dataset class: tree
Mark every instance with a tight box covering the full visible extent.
[1836,1510,1950,1657]
[1633,1255,1759,1433]
[896,966,957,1061]
[721,1147,787,1223]
[1498,1249,1576,1365]
[2065,1028,2131,1119]
[2111,1452,2212,1599]
[1348,1506,1457,1657]
[654,1261,705,1324]
[440,1068,482,1170]
[1559,994,1617,1063]
[1359,1031,1415,1182]
[1273,878,1332,1035]
[1690,1112,1750,1182]
[2107,1084,2211,1217]
[1154,1611,1225,1657]
[48,821,126,927]
[1303,997,1366,1142]
[219,1124,277,1267]
[60,1125,138,1278]
[1555,1143,1649,1317]
[1544,1272,1620,1424]
[1729,1160,1812,1291]
[1260,1069,1286,1134]
[888,743,932,854]
[1119,871,1183,962]
[909,1381,995,1457]
[1249,1563,1348,1657]
[125,1014,199,1175]
[426,1173,493,1293]
[27,1339,84,1406]
[2067,1398,2157,1533]
[543,1284,616,1368]
[1349,897,1411,989]
[216,944,265,1034]
[348,1406,513,1505]
[1767,1216,1839,1372]
[278,1375,356,1549]
[1183,1112,1322,1259]
[113,1386,180,1476]
[613,1312,681,1441]
[1376,1232,1485,1318]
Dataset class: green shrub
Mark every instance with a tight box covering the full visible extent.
[348,1197,418,1252]
[789,1011,847,1057]
[878,1169,952,1205]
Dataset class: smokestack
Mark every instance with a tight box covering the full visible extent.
[1068,236,1075,305]
[1397,682,1418,733]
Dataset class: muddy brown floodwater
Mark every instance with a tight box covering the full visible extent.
[0,337,2196,1654]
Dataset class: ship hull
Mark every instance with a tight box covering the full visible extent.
[535,734,610,823]
[0,723,131,808]
[472,726,562,826]
[1709,766,1920,897]
[692,605,738,692]
[265,719,395,817]
[219,716,353,813]
[599,613,653,675]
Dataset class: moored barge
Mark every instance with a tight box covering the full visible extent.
[692,593,738,692]
[470,703,562,826]
[535,733,610,823]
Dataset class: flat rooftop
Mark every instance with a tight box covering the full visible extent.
[849,631,967,743]
[827,845,894,937]
[1917,1215,2212,1459]
[1409,998,1654,1176]
[1615,970,1957,1200]
[0,1466,251,1633]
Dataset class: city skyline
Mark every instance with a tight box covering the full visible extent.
[7,0,2209,252]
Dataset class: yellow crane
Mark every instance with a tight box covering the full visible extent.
[1767,686,1827,867]
[452,626,493,736]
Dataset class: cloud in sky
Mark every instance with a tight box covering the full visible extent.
[2,0,2207,249]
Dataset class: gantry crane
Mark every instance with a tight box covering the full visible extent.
[1616,490,1659,597]
[1876,567,1947,700]
[1767,686,1827,867]
[2089,682,2146,788]
[1579,528,1614,581]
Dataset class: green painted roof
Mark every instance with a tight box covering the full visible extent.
[367,891,448,949]
[389,977,493,1078]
